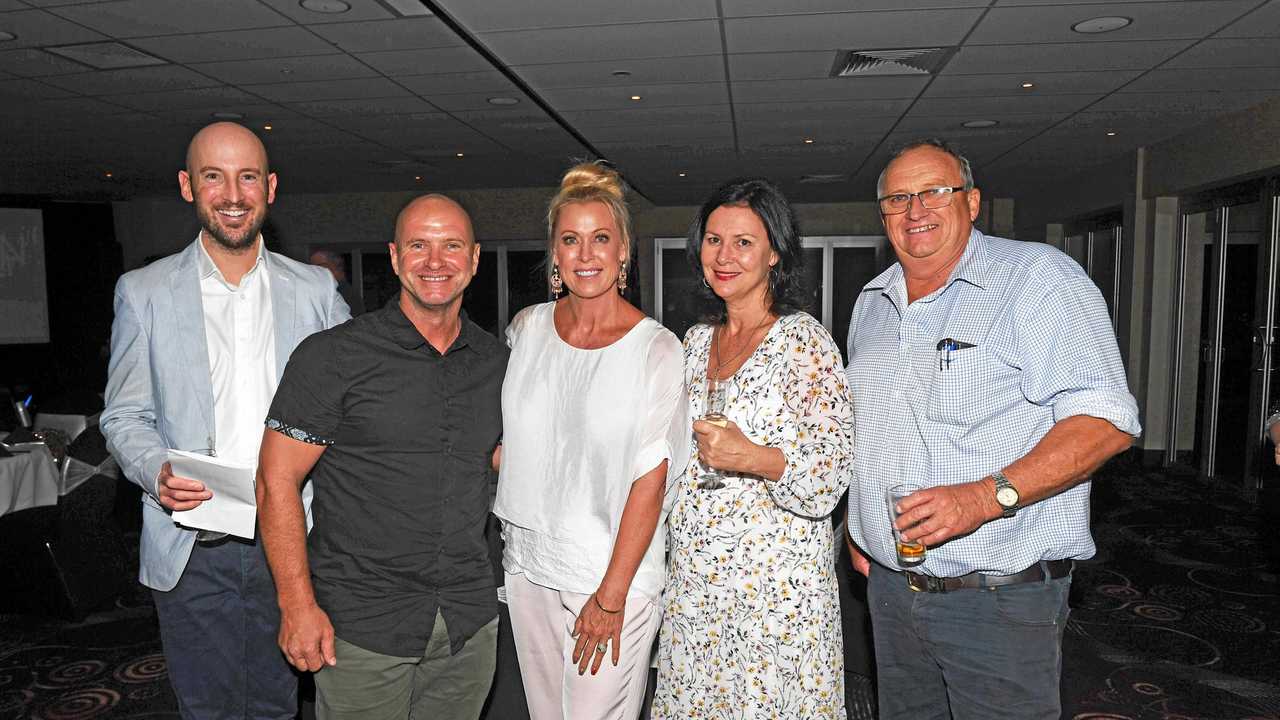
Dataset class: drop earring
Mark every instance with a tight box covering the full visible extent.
[550,264,563,295]
[618,260,628,292]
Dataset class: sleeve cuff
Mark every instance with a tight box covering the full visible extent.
[266,417,336,446]
[632,438,673,483]
[1053,390,1142,437]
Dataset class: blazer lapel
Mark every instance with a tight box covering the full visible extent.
[169,242,217,447]
[267,251,297,383]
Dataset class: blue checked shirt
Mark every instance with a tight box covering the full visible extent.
[845,229,1141,577]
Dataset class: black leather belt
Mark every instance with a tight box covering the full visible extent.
[904,559,1073,593]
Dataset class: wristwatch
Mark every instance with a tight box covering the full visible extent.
[992,470,1020,518]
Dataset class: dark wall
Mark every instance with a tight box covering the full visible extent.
[0,200,122,414]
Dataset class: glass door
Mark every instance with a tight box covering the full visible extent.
[1168,180,1280,492]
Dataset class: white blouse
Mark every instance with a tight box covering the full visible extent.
[495,301,690,599]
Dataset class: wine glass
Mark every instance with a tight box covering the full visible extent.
[697,373,731,490]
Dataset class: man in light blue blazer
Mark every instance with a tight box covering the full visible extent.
[102,122,350,719]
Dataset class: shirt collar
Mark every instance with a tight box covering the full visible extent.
[196,233,266,285]
[381,297,475,353]
[865,227,990,300]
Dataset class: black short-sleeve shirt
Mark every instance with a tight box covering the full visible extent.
[266,300,507,657]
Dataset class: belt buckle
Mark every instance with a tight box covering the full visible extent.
[906,573,946,593]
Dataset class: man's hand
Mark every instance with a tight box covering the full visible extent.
[895,480,998,547]
[156,462,211,511]
[278,601,337,672]
[846,531,870,577]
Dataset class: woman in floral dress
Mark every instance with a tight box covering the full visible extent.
[653,177,855,719]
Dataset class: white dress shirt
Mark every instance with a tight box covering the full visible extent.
[198,236,276,465]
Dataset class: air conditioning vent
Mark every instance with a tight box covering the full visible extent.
[829,47,956,77]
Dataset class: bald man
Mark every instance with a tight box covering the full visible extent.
[257,195,507,719]
[102,122,351,719]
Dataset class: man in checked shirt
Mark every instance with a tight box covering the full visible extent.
[844,138,1141,720]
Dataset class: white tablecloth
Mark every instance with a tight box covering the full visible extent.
[0,445,59,517]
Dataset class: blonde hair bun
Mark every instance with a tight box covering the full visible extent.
[557,160,625,202]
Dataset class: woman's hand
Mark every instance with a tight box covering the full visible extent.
[693,418,763,476]
[571,592,624,676]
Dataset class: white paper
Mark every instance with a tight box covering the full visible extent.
[167,449,257,540]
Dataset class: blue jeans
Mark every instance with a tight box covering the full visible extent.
[867,562,1071,720]
[151,538,297,720]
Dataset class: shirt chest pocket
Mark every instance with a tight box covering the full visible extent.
[925,344,1011,427]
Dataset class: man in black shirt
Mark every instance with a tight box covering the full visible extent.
[256,194,507,720]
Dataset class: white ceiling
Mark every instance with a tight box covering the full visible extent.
[0,0,1278,204]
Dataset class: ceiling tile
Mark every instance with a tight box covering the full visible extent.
[729,51,839,81]
[583,121,734,144]
[912,93,1101,116]
[1089,88,1277,112]
[733,76,928,103]
[259,0,394,24]
[539,82,728,111]
[735,98,912,120]
[478,20,720,65]
[194,54,381,85]
[0,76,76,99]
[723,9,983,53]
[0,0,26,10]
[722,0,987,15]
[397,70,519,96]
[925,70,1142,97]
[451,105,553,123]
[48,0,287,37]
[427,90,535,111]
[307,17,463,52]
[1123,66,1280,92]
[0,47,93,76]
[129,27,338,64]
[357,46,492,75]
[967,1,1258,45]
[245,76,410,102]
[943,40,1192,74]
[0,9,106,49]
[737,114,897,137]
[515,55,724,89]
[893,112,1066,133]
[562,104,733,128]
[149,102,288,124]
[1211,0,1280,38]
[106,85,261,111]
[0,95,133,117]
[42,65,222,95]
[439,0,717,32]
[1163,38,1280,68]
[286,95,438,117]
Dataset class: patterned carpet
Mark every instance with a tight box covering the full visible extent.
[1,463,1277,720]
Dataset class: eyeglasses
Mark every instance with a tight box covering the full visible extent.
[878,186,966,215]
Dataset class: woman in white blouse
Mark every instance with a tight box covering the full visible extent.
[653,177,855,719]
[494,161,689,720]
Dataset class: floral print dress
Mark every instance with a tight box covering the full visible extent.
[654,312,855,720]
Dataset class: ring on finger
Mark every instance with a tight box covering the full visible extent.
[595,640,608,654]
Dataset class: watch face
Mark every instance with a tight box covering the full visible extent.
[996,486,1019,507]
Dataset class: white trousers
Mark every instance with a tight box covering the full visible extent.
[505,571,661,720]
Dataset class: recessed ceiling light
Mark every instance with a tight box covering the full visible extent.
[678,172,687,177]
[263,124,273,131]
[104,171,113,178]
[803,138,815,144]
[1021,82,1034,89]
[414,175,422,181]
[456,152,464,158]
[1106,131,1117,136]
[612,70,632,78]
[630,95,642,101]
[299,0,350,13]
[487,96,519,106]
[211,111,244,120]
[1072,16,1131,34]
[0,31,16,43]
[962,119,999,128]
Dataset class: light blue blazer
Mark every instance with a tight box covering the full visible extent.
[101,239,351,591]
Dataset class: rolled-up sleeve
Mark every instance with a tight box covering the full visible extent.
[1017,258,1141,437]
[767,318,855,519]
[631,332,690,498]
